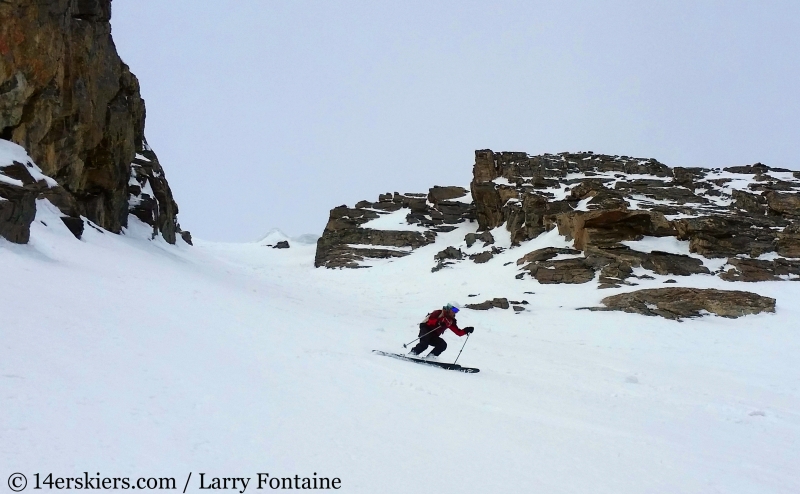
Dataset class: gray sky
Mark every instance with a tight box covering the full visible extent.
[112,0,800,242]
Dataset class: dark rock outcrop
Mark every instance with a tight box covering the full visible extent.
[765,191,800,216]
[0,159,51,243]
[776,224,800,258]
[520,257,597,284]
[588,287,776,319]
[315,187,474,268]
[470,250,495,264]
[515,245,709,287]
[428,186,469,203]
[60,216,84,239]
[672,216,781,259]
[0,0,187,243]
[556,209,675,251]
[435,246,463,261]
[469,149,800,285]
[317,147,800,295]
[465,230,494,248]
[431,246,463,272]
[470,150,674,240]
[516,247,582,265]
[127,145,183,243]
[465,298,510,310]
[719,257,800,282]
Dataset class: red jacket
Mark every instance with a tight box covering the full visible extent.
[423,310,466,337]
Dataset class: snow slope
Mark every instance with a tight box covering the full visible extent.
[3,205,800,493]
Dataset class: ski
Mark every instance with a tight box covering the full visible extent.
[372,350,480,373]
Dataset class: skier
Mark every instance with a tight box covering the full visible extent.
[409,304,474,359]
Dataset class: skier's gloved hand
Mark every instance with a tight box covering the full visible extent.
[464,326,474,334]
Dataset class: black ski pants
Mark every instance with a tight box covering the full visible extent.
[410,323,447,356]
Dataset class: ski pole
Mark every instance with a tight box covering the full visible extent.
[452,333,471,367]
[402,326,440,349]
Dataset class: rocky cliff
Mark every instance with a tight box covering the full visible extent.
[470,150,800,285]
[314,187,474,268]
[0,0,188,244]
[314,149,799,319]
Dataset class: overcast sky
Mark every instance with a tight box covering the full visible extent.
[111,1,800,242]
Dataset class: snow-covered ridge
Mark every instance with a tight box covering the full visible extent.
[314,150,800,318]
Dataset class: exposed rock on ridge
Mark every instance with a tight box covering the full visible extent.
[314,188,474,268]
[586,288,776,320]
[0,0,187,244]
[471,149,800,286]
[315,148,798,318]
[0,141,58,243]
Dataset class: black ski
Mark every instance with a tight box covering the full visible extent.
[372,350,480,373]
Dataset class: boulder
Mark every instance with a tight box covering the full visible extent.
[428,186,468,203]
[766,191,800,215]
[465,230,495,248]
[517,247,582,265]
[719,257,800,282]
[521,257,597,284]
[471,251,494,264]
[465,298,510,310]
[588,287,776,319]
[435,246,463,260]
[591,247,710,277]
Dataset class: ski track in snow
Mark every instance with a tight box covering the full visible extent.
[2,204,800,493]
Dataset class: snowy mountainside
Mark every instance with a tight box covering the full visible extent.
[258,228,319,246]
[3,148,800,493]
